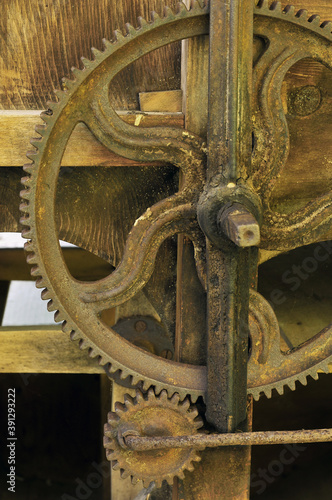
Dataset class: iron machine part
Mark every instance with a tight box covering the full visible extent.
[104,386,332,486]
[20,1,332,404]
[104,388,203,487]
[112,316,175,360]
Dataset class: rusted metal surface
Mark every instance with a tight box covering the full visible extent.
[252,5,332,251]
[20,0,332,415]
[198,0,255,434]
[104,389,202,487]
[20,2,210,402]
[177,17,245,498]
[16,1,332,496]
[112,316,174,359]
[219,203,260,248]
[125,428,332,451]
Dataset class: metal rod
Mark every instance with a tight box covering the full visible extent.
[207,0,253,182]
[180,6,252,497]
[205,0,254,433]
[124,428,332,452]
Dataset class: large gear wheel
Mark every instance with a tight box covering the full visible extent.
[20,1,332,401]
[103,388,203,487]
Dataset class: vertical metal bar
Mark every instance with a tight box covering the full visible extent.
[206,0,254,432]
[208,0,253,182]
[178,5,253,496]
[206,245,251,432]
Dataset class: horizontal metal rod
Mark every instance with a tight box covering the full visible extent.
[124,428,332,451]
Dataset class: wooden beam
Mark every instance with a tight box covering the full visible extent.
[0,327,104,373]
[0,110,184,167]
[0,247,113,281]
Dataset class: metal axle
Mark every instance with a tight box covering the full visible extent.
[123,428,332,451]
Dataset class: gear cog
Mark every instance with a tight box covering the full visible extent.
[20,1,332,401]
[104,389,203,487]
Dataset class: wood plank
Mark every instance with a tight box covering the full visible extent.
[179,1,252,497]
[181,34,209,138]
[139,90,182,112]
[0,327,104,373]
[0,168,22,232]
[0,247,113,281]
[0,0,330,113]
[0,110,184,167]
[0,0,181,111]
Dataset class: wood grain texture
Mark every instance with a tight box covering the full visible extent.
[55,165,178,266]
[0,110,184,167]
[0,163,179,268]
[181,34,209,137]
[0,0,331,111]
[0,327,104,373]
[0,0,181,110]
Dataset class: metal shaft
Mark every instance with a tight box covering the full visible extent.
[125,428,332,451]
[207,0,253,182]
[206,0,254,432]
[179,7,252,497]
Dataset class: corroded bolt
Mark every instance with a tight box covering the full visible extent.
[218,203,260,247]
[134,320,147,333]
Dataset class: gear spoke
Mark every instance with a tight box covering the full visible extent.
[252,6,332,250]
[84,92,206,173]
[261,194,332,250]
[74,199,200,311]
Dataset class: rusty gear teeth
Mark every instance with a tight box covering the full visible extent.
[104,388,203,487]
[20,1,332,404]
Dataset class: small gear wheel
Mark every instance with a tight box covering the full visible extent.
[104,389,203,487]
